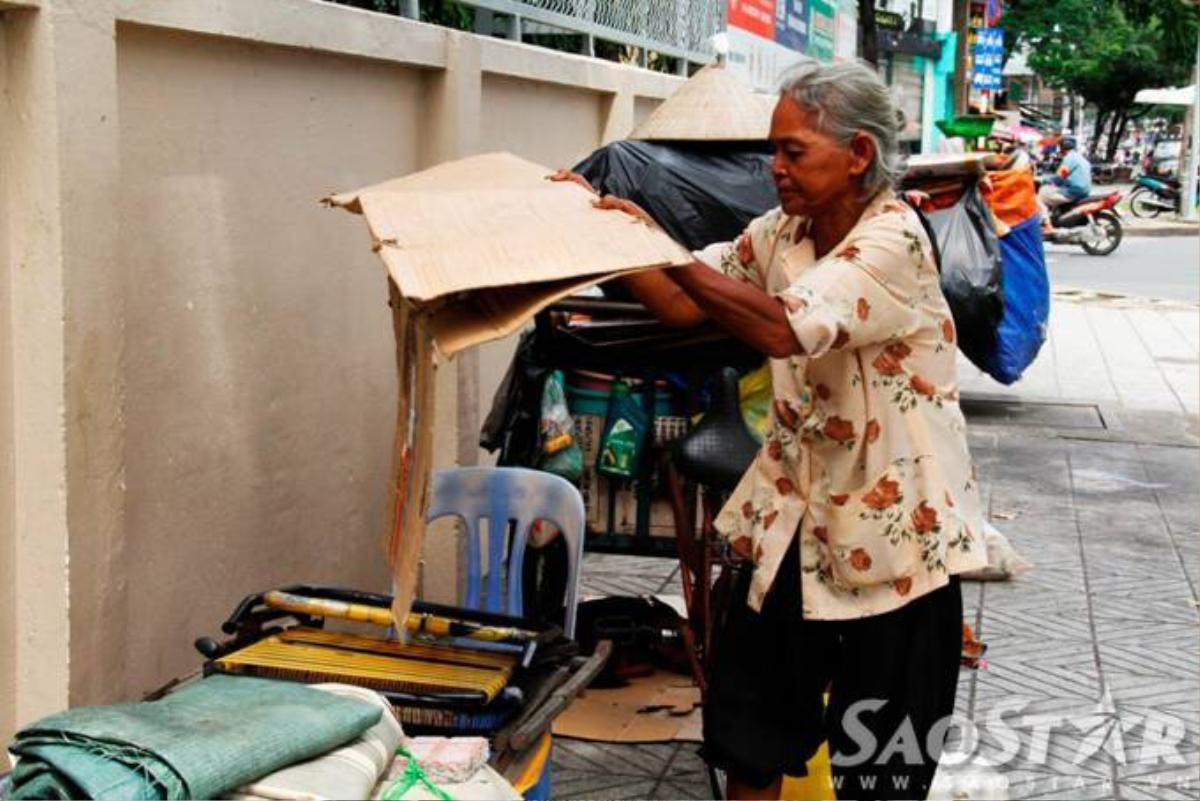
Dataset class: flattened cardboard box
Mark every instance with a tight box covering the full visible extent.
[551,669,702,744]
[327,152,694,357]
[327,152,694,627]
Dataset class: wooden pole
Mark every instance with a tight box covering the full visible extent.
[385,279,438,631]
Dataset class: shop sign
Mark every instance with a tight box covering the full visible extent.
[972,27,1005,90]
[774,0,809,52]
[728,0,778,40]
[808,0,836,62]
[875,10,905,31]
[834,0,858,61]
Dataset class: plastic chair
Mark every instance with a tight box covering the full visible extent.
[426,466,586,639]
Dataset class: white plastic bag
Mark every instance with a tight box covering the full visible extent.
[961,521,1033,581]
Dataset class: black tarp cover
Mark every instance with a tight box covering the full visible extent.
[573,140,776,252]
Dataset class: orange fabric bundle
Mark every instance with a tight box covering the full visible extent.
[982,167,1040,227]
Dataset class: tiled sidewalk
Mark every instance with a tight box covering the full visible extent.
[551,297,1200,800]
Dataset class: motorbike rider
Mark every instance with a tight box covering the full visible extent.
[1038,136,1092,232]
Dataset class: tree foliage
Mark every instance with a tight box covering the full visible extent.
[1004,0,1198,158]
[330,0,474,29]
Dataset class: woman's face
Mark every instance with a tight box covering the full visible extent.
[769,94,875,218]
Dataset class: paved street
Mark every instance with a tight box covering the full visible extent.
[552,244,1200,800]
[1046,236,1199,303]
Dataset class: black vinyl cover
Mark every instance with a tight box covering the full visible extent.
[925,180,1005,370]
[572,139,777,251]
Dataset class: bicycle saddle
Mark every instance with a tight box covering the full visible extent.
[671,367,761,493]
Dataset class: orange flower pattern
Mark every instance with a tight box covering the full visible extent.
[849,548,873,572]
[823,415,856,443]
[942,318,955,343]
[732,536,753,560]
[705,192,987,620]
[863,477,903,510]
[909,375,938,399]
[871,342,911,376]
[911,501,940,534]
[736,233,755,266]
[774,399,799,431]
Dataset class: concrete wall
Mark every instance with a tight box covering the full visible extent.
[0,16,15,769]
[0,0,674,747]
[113,22,419,697]
[1,0,74,749]
[481,74,605,167]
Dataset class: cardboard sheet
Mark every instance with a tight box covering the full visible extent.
[552,670,702,744]
[328,152,696,628]
[327,152,693,356]
[903,152,989,182]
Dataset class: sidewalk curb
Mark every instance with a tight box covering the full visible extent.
[1123,225,1200,238]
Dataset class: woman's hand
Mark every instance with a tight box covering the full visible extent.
[547,170,658,229]
[592,194,659,229]
[549,168,701,327]
[547,168,597,194]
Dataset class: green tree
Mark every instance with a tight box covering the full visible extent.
[328,0,474,29]
[1004,0,1198,160]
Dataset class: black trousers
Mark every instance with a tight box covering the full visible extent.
[703,538,963,801]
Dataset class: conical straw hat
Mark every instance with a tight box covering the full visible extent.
[630,63,777,142]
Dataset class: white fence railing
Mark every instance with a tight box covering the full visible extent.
[398,0,726,69]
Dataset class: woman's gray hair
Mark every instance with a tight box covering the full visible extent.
[777,60,903,197]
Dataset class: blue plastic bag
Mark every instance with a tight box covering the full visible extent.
[981,214,1050,384]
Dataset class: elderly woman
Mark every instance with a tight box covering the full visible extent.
[559,60,987,800]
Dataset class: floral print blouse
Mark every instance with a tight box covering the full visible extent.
[701,189,988,620]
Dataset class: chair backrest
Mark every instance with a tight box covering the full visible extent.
[426,466,586,639]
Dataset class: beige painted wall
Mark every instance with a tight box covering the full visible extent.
[114,24,415,696]
[2,1,73,740]
[1,0,683,745]
[481,73,605,169]
[0,16,15,769]
[633,95,662,130]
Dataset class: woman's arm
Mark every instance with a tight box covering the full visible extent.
[668,262,801,358]
[613,270,709,329]
[557,187,708,328]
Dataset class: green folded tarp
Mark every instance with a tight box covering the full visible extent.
[7,675,382,800]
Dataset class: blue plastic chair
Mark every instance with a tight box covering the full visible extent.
[426,466,586,639]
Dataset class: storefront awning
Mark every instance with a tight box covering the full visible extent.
[1134,86,1196,106]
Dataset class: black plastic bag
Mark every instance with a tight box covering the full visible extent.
[574,596,690,687]
[572,139,776,252]
[925,181,1004,370]
[480,329,551,467]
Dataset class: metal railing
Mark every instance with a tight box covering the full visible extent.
[398,0,725,69]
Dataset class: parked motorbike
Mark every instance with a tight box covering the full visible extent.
[1044,190,1124,256]
[1128,174,1199,218]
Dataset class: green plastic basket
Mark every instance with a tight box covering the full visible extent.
[935,116,996,139]
[565,385,675,417]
